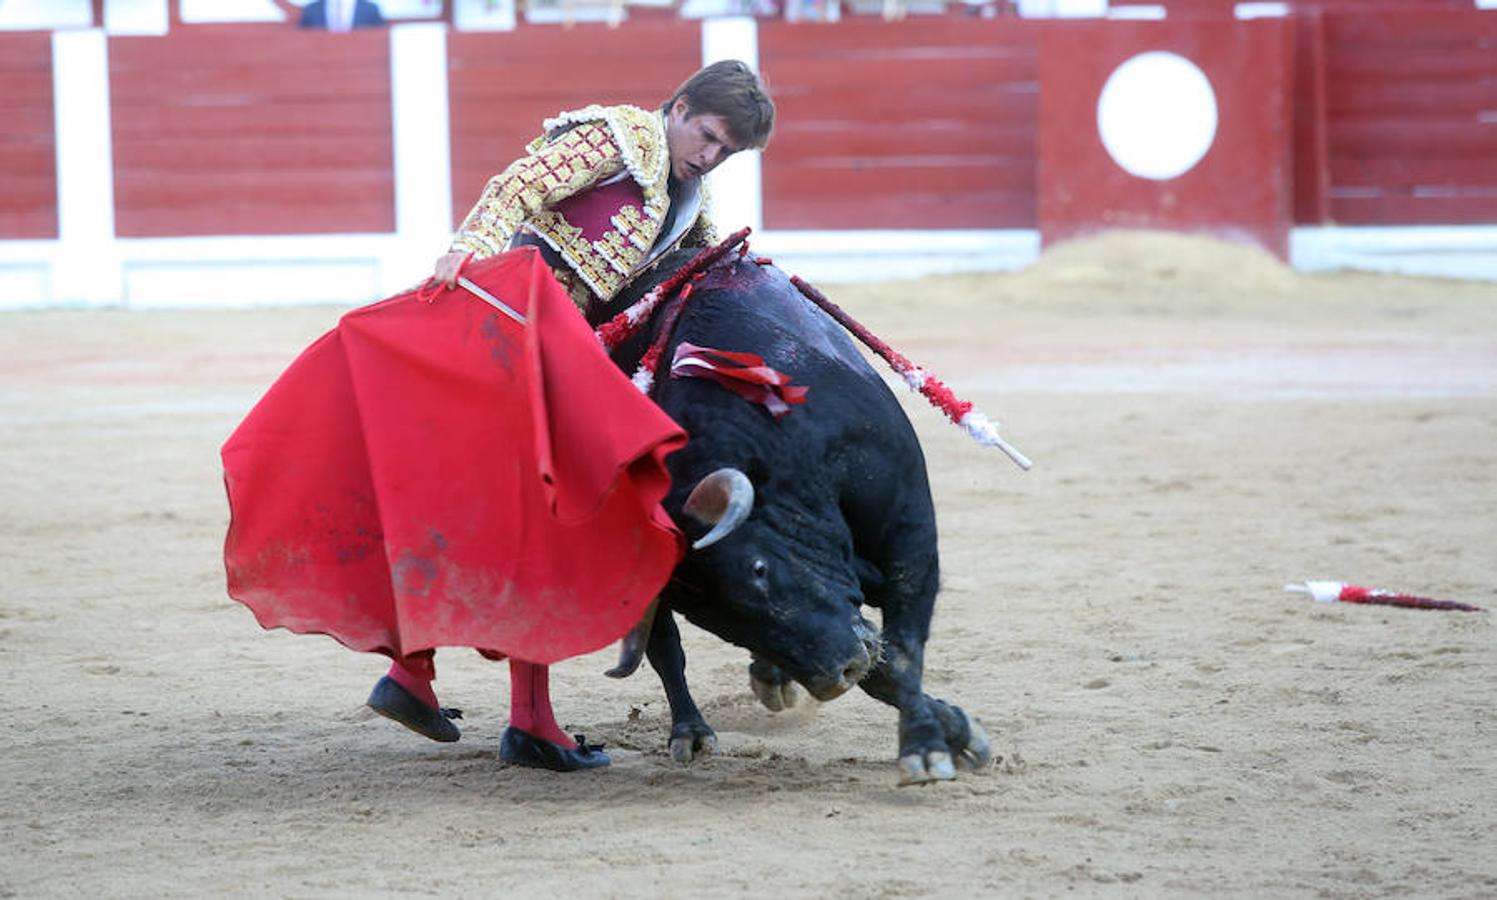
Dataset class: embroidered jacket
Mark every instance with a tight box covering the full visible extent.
[450,104,718,309]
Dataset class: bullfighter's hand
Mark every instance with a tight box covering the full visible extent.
[432,250,468,289]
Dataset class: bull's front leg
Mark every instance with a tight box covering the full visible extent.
[859,634,947,783]
[859,634,992,784]
[646,609,718,763]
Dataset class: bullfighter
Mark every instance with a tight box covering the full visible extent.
[375,60,776,770]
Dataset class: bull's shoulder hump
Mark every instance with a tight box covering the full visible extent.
[696,263,872,369]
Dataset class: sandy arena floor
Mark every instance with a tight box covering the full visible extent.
[1,233,1493,897]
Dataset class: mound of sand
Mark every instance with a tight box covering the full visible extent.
[1019,230,1301,297]
[841,229,1497,341]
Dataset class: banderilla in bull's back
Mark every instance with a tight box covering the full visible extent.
[595,227,1033,471]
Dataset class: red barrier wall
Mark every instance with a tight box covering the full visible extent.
[446,22,702,229]
[9,9,1494,245]
[0,33,58,240]
[1291,10,1329,224]
[109,26,395,237]
[1038,18,1295,257]
[1320,9,1497,225]
[757,18,1042,230]
[1109,0,1472,13]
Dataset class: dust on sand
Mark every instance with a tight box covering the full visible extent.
[2,232,1493,897]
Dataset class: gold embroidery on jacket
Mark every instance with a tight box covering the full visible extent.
[451,104,714,307]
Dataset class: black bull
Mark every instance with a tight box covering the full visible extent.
[590,249,991,784]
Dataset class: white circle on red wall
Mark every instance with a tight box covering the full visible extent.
[1096,51,1218,181]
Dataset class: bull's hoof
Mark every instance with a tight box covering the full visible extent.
[750,674,801,712]
[898,750,957,786]
[952,711,993,773]
[748,658,800,712]
[669,722,718,763]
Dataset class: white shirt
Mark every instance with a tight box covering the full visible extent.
[326,0,357,31]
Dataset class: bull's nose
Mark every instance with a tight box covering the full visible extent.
[806,677,855,702]
[841,649,872,685]
[853,619,883,671]
[805,647,871,702]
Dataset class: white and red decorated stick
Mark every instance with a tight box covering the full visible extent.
[1285,581,1486,613]
[597,228,1032,472]
[789,275,1032,471]
[595,227,751,353]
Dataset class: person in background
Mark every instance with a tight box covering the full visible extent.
[299,0,386,30]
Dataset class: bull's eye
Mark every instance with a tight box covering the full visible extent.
[751,559,768,579]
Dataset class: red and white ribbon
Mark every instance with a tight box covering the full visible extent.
[669,341,809,419]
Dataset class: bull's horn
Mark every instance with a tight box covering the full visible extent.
[683,468,755,550]
[605,598,659,679]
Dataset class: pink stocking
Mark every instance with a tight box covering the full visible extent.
[508,659,575,749]
[385,650,439,709]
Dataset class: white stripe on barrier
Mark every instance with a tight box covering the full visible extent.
[52,28,119,307]
[390,22,455,296]
[702,18,764,236]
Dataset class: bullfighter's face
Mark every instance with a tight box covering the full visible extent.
[664,96,742,182]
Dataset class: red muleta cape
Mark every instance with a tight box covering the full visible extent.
[221,248,686,665]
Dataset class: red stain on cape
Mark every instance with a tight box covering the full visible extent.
[221,248,686,664]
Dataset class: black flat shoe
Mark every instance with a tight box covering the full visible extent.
[499,726,610,772]
[367,676,462,743]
